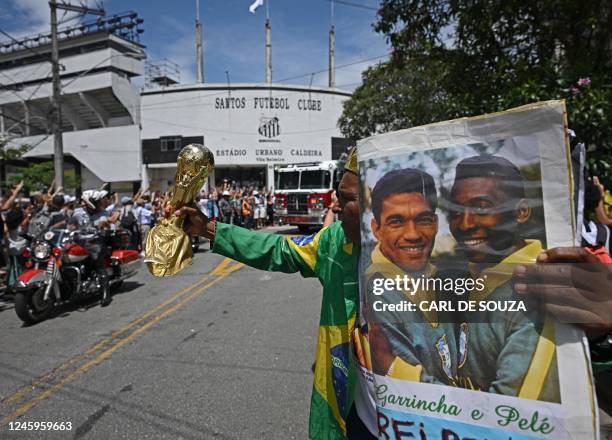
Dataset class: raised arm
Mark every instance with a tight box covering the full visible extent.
[1,181,23,211]
[323,190,338,228]
[178,206,320,277]
[46,178,56,196]
[132,188,144,203]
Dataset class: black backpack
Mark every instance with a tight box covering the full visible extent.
[120,211,138,231]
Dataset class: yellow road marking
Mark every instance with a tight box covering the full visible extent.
[0,257,243,422]
[210,256,234,276]
[2,267,215,406]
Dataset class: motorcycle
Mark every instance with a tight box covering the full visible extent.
[13,228,140,324]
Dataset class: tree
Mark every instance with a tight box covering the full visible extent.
[339,56,455,140]
[0,138,30,162]
[339,0,612,185]
[0,138,31,193]
[0,138,79,192]
[9,161,80,193]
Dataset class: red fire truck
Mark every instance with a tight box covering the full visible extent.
[274,161,342,232]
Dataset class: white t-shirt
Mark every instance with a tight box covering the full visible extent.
[135,206,153,226]
[198,199,210,217]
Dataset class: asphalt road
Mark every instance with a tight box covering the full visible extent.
[0,228,322,439]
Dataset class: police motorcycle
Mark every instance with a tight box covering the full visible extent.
[13,195,141,324]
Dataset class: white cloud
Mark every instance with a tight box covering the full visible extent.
[2,0,50,39]
[150,15,198,85]
[4,0,101,39]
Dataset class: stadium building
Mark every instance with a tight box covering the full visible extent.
[0,4,352,193]
[141,81,351,191]
[0,12,146,194]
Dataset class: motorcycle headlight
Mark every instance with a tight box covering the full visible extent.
[33,242,50,260]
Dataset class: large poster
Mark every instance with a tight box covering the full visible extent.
[355,101,598,439]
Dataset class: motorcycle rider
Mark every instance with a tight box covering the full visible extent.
[70,190,114,306]
[48,194,69,229]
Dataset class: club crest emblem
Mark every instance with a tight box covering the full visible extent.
[258,116,280,138]
[436,333,453,379]
[459,322,469,368]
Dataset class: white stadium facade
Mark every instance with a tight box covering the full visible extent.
[141,84,352,191]
[0,6,353,194]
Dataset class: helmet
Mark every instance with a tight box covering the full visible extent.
[81,189,108,208]
[91,190,109,202]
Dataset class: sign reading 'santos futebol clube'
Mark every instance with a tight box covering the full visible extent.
[214,96,323,111]
[210,94,333,164]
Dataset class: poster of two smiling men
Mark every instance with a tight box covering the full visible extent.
[353,101,598,439]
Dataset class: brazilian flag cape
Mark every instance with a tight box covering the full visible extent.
[213,221,360,439]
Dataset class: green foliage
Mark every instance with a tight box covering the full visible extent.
[339,56,456,140]
[0,139,79,193]
[0,138,30,161]
[9,161,80,193]
[339,0,612,186]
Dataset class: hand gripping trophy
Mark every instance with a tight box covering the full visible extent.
[144,144,214,276]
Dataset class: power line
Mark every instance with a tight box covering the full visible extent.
[0,29,59,67]
[24,71,53,102]
[275,53,389,83]
[0,65,54,104]
[0,71,54,120]
[17,134,51,150]
[324,0,379,12]
[138,52,389,110]
[0,110,49,135]
[48,0,105,189]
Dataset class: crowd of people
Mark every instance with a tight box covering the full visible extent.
[195,181,276,229]
[0,183,161,290]
[0,179,281,292]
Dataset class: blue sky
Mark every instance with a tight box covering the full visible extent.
[0,0,390,90]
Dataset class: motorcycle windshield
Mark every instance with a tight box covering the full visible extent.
[43,229,67,246]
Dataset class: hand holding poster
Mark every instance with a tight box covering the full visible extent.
[355,101,598,439]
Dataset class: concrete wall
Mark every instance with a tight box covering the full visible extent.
[12,124,141,182]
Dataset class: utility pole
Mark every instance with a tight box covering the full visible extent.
[195,0,204,83]
[328,26,335,88]
[50,0,63,189]
[50,0,104,188]
[264,0,272,84]
[265,19,272,84]
[329,0,335,88]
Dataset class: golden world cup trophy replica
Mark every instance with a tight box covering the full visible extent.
[144,144,214,277]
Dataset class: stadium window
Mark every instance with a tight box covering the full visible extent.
[160,136,182,152]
